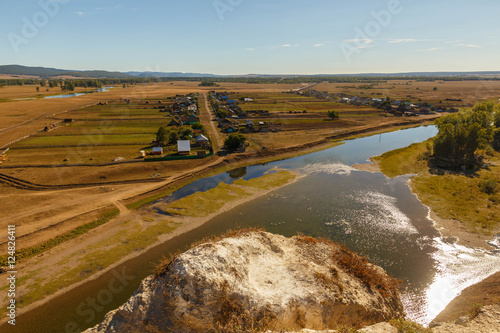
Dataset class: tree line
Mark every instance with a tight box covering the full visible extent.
[433,101,500,169]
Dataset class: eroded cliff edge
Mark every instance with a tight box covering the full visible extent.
[85,230,404,332]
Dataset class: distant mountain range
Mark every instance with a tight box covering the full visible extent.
[0,65,134,79]
[1,64,500,79]
[125,71,219,78]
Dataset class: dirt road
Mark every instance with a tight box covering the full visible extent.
[201,93,224,150]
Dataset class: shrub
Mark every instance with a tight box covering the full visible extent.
[479,179,497,194]
[389,318,432,333]
[327,110,340,119]
[334,244,401,298]
[468,302,483,321]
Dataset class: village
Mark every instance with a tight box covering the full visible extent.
[205,87,461,142]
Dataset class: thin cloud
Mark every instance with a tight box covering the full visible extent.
[426,47,443,52]
[281,44,299,48]
[245,48,255,51]
[344,38,374,44]
[457,43,480,48]
[388,39,418,43]
[75,11,85,17]
[314,43,325,47]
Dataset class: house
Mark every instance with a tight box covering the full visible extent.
[185,115,199,125]
[195,134,209,147]
[188,104,198,112]
[244,98,253,102]
[168,117,183,126]
[177,140,191,154]
[420,107,431,114]
[227,99,235,105]
[222,125,239,133]
[152,147,163,155]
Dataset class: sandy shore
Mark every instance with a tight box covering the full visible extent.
[352,157,381,173]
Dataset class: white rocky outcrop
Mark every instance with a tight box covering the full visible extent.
[86,230,404,332]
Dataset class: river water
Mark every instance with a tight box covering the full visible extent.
[44,87,112,99]
[10,125,500,332]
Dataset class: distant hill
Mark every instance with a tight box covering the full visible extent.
[1,65,500,79]
[0,65,133,79]
[126,71,218,78]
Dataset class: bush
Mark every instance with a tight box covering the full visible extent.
[224,133,246,150]
[327,110,340,119]
[389,318,432,333]
[479,179,497,194]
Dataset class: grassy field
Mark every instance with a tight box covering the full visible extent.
[373,139,432,178]
[374,140,500,233]
[6,145,148,164]
[162,171,296,217]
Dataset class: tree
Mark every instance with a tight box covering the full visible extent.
[169,131,179,144]
[327,110,340,120]
[433,87,438,91]
[40,80,46,87]
[217,109,228,118]
[180,128,193,140]
[62,81,75,91]
[36,87,39,92]
[191,123,204,130]
[156,127,168,146]
[224,133,246,150]
[433,101,495,168]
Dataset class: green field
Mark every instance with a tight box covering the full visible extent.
[37,119,169,136]
[7,145,148,164]
[11,133,154,148]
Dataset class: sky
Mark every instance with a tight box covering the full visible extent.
[0,0,499,75]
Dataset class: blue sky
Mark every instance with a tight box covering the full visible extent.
[0,0,498,74]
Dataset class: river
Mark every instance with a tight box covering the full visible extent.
[10,125,500,332]
[44,87,113,99]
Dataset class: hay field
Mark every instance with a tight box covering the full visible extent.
[314,80,500,107]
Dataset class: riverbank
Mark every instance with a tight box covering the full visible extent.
[0,171,302,326]
[353,141,500,325]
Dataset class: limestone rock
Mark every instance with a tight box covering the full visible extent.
[86,231,404,332]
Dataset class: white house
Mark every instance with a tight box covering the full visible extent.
[177,140,191,153]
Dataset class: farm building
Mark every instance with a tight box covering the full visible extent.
[195,134,209,147]
[152,147,163,155]
[169,117,183,126]
[185,115,199,125]
[177,140,191,154]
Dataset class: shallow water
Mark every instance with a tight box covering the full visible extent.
[44,87,112,99]
[10,125,500,332]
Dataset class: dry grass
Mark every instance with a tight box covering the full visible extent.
[334,244,401,299]
[389,318,432,333]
